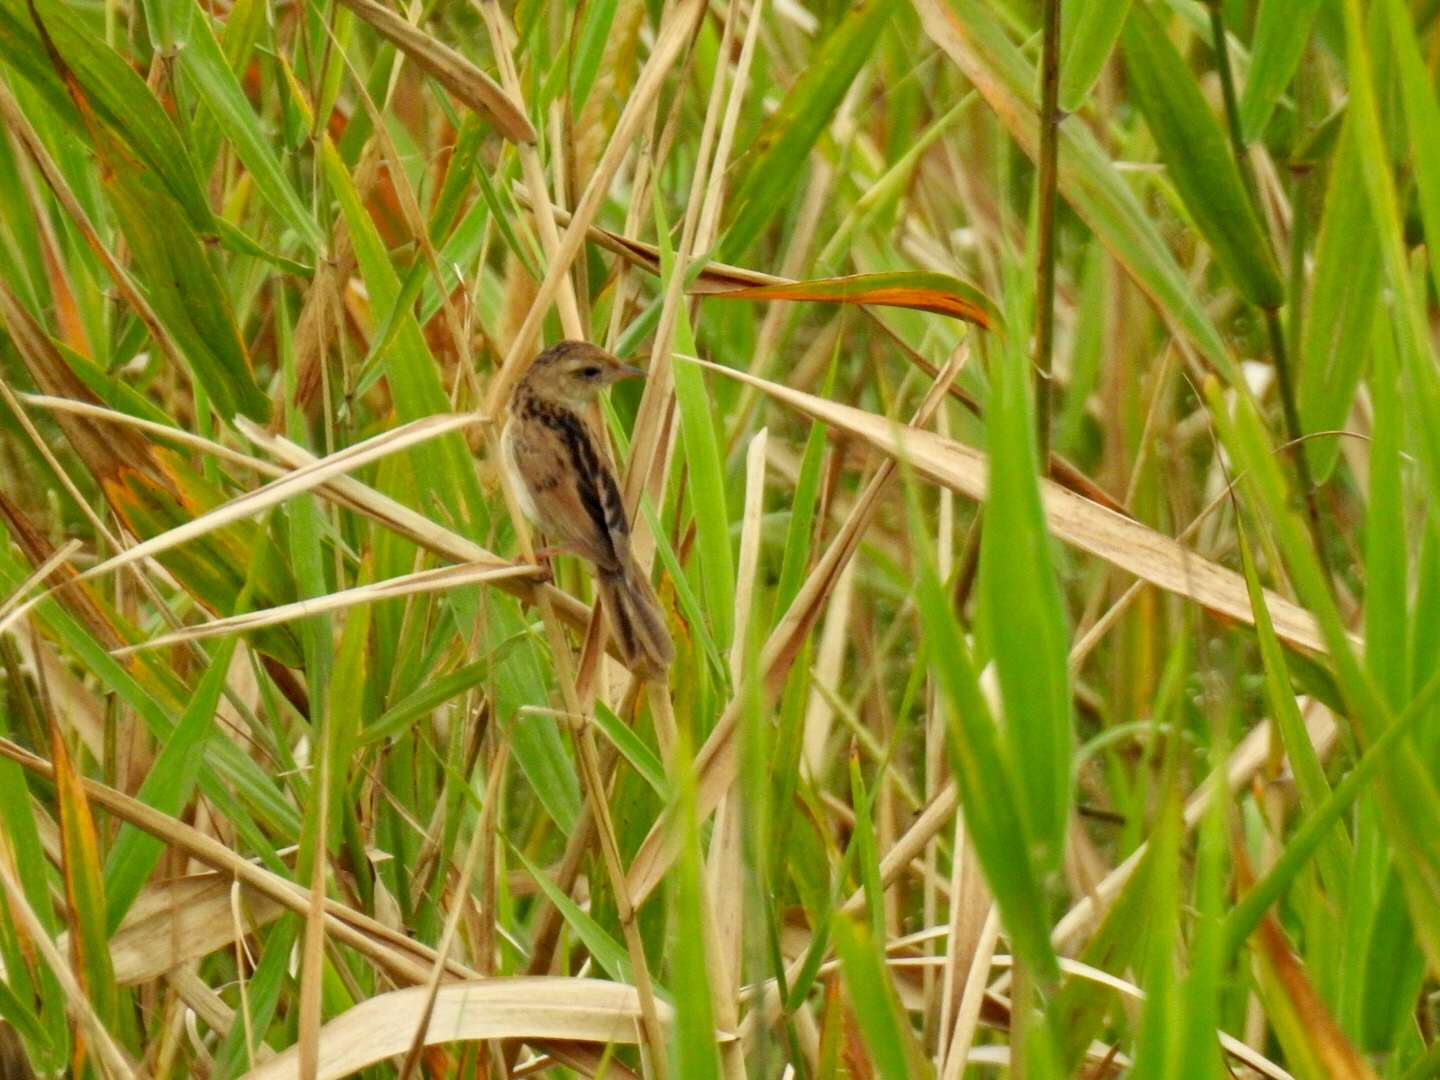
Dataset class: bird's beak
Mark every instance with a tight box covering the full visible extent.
[613,363,647,381]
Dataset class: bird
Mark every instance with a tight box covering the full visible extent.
[499,340,675,681]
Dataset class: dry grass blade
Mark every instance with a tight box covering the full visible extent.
[102,875,284,986]
[331,0,535,142]
[238,979,684,1080]
[692,357,1338,656]
[55,413,474,586]
[112,562,540,654]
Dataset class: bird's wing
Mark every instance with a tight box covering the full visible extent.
[510,402,632,570]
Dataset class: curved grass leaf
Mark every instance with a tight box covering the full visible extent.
[698,270,1002,330]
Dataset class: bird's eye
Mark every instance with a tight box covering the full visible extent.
[579,365,602,378]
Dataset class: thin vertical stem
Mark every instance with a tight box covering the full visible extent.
[1207,3,1254,196]
[1034,0,1062,465]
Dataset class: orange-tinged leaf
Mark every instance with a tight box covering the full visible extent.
[50,725,117,1044]
[1251,902,1379,1078]
[696,271,1003,330]
[0,281,159,487]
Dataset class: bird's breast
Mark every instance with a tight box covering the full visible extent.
[499,414,542,526]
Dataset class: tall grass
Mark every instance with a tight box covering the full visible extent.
[0,0,1436,1076]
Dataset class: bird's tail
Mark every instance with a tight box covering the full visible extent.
[596,561,675,681]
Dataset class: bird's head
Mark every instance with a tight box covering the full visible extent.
[521,341,647,407]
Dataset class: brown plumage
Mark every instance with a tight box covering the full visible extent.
[500,340,674,681]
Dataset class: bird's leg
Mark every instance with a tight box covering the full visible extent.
[531,543,580,579]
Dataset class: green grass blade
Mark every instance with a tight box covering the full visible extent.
[1059,0,1132,113]
[1298,119,1381,482]
[1122,0,1283,308]
[831,916,921,1080]
[103,638,238,931]
[722,0,901,260]
[163,2,325,251]
[914,557,1060,982]
[979,325,1072,870]
[1240,0,1326,141]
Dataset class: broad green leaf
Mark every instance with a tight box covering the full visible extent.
[722,0,901,260]
[831,917,920,1080]
[591,700,667,796]
[657,200,735,648]
[1128,797,1182,1076]
[1359,869,1426,1050]
[1240,0,1326,142]
[979,323,1072,871]
[1299,119,1380,482]
[914,555,1059,982]
[571,0,619,111]
[1122,1,1283,309]
[0,975,49,1055]
[6,2,267,419]
[105,165,270,420]
[0,0,213,231]
[670,730,721,1080]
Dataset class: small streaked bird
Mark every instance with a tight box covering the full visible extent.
[500,340,675,681]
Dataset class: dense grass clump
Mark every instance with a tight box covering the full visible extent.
[0,0,1437,1076]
